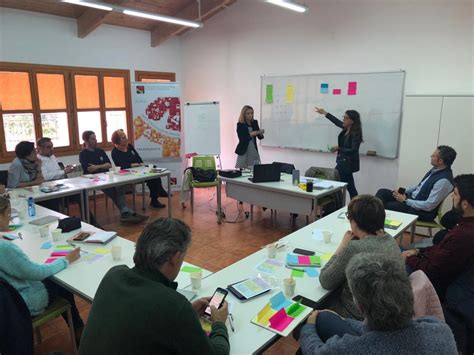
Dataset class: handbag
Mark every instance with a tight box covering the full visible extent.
[57,217,82,233]
[187,167,217,183]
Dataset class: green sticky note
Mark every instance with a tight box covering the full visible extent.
[291,269,304,278]
[287,301,305,317]
[309,255,321,266]
[181,266,202,273]
[265,84,273,104]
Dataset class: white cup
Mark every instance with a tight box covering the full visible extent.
[267,243,277,258]
[148,164,154,169]
[111,245,122,260]
[18,209,27,221]
[115,166,121,172]
[107,171,114,177]
[190,271,202,290]
[283,277,296,298]
[51,229,62,242]
[39,225,50,238]
[323,231,333,244]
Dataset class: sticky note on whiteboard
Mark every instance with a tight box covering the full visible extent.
[348,82,357,95]
[332,89,341,95]
[286,85,295,103]
[320,83,329,94]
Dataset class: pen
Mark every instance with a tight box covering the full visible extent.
[228,314,235,332]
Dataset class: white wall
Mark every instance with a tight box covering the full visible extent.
[180,0,474,194]
[0,8,182,169]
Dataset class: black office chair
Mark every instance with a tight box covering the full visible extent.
[0,279,34,355]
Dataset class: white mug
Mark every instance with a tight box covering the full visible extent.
[39,225,50,238]
[51,229,62,242]
[111,245,122,260]
[190,271,202,290]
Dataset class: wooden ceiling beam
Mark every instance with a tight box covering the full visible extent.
[77,0,129,38]
[150,0,236,47]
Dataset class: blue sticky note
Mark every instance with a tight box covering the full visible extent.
[287,254,298,265]
[305,268,319,277]
[40,241,52,250]
[270,291,292,310]
[320,83,329,94]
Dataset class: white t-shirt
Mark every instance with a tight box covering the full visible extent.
[37,154,65,181]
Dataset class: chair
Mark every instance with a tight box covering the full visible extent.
[0,170,8,187]
[409,198,446,243]
[32,297,77,353]
[189,155,218,211]
[272,161,295,174]
[0,279,34,355]
[305,166,343,217]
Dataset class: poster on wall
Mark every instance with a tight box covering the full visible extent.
[131,82,182,188]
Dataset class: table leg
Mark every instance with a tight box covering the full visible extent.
[250,204,254,221]
[142,182,146,211]
[410,223,416,244]
[342,186,347,205]
[217,179,222,224]
[84,190,90,224]
[80,191,85,222]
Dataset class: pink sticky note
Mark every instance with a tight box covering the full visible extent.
[51,251,69,257]
[269,308,294,332]
[348,81,357,95]
[45,257,58,264]
[298,255,311,265]
[332,89,341,95]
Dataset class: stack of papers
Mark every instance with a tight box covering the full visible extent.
[286,254,321,267]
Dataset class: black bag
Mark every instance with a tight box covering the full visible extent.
[57,217,82,233]
[190,167,216,182]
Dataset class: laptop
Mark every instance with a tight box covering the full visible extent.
[248,164,281,183]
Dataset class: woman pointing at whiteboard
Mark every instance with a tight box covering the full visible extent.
[314,107,362,199]
[235,105,265,169]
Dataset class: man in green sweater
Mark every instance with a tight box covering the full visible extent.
[79,218,230,355]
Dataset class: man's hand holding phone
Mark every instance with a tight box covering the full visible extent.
[202,287,229,324]
[210,301,228,324]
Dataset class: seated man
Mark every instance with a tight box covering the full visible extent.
[299,253,457,354]
[79,218,230,355]
[403,174,474,300]
[79,131,147,224]
[376,145,457,221]
[37,137,75,181]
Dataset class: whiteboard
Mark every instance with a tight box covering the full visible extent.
[183,102,221,155]
[260,71,405,158]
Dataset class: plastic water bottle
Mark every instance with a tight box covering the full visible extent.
[27,197,36,217]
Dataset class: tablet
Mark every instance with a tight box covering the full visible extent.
[227,277,271,301]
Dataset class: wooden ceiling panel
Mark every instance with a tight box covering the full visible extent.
[0,0,237,46]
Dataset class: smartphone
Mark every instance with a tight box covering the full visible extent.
[293,248,315,256]
[398,187,406,194]
[204,287,228,317]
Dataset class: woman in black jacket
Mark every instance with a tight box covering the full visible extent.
[314,107,363,199]
[235,105,265,169]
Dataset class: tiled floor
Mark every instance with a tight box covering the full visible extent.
[34,187,420,354]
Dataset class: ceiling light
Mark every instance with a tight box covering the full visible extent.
[61,0,113,11]
[123,10,202,28]
[266,0,308,13]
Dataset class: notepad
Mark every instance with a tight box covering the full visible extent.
[286,253,321,267]
[251,291,312,336]
[74,231,117,244]
[384,219,402,229]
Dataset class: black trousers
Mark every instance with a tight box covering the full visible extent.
[375,188,436,221]
[43,278,84,330]
[146,177,166,200]
[337,168,358,200]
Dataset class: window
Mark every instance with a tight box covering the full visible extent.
[0,62,132,162]
[135,70,176,83]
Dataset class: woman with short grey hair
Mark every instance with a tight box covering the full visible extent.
[299,253,457,354]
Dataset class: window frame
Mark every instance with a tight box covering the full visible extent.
[135,70,176,82]
[0,62,133,163]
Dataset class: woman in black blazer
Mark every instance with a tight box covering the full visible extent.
[314,107,363,199]
[235,105,265,169]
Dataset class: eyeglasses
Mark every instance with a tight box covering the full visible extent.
[345,211,352,220]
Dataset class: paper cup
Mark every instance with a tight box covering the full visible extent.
[267,243,277,258]
[39,225,50,238]
[107,171,114,177]
[283,277,296,298]
[115,166,121,172]
[323,231,332,244]
[18,209,27,221]
[190,271,202,290]
[148,164,154,169]
[51,229,62,242]
[111,245,122,260]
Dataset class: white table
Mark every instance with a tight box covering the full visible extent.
[217,173,347,224]
[12,205,211,302]
[185,206,417,354]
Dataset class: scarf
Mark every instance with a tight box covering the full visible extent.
[20,159,38,181]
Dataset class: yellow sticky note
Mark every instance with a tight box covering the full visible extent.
[286,85,295,103]
[321,253,333,262]
[257,303,275,325]
[94,247,111,255]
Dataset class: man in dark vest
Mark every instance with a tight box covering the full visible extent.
[375,145,457,221]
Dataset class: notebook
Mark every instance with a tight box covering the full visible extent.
[71,231,117,244]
